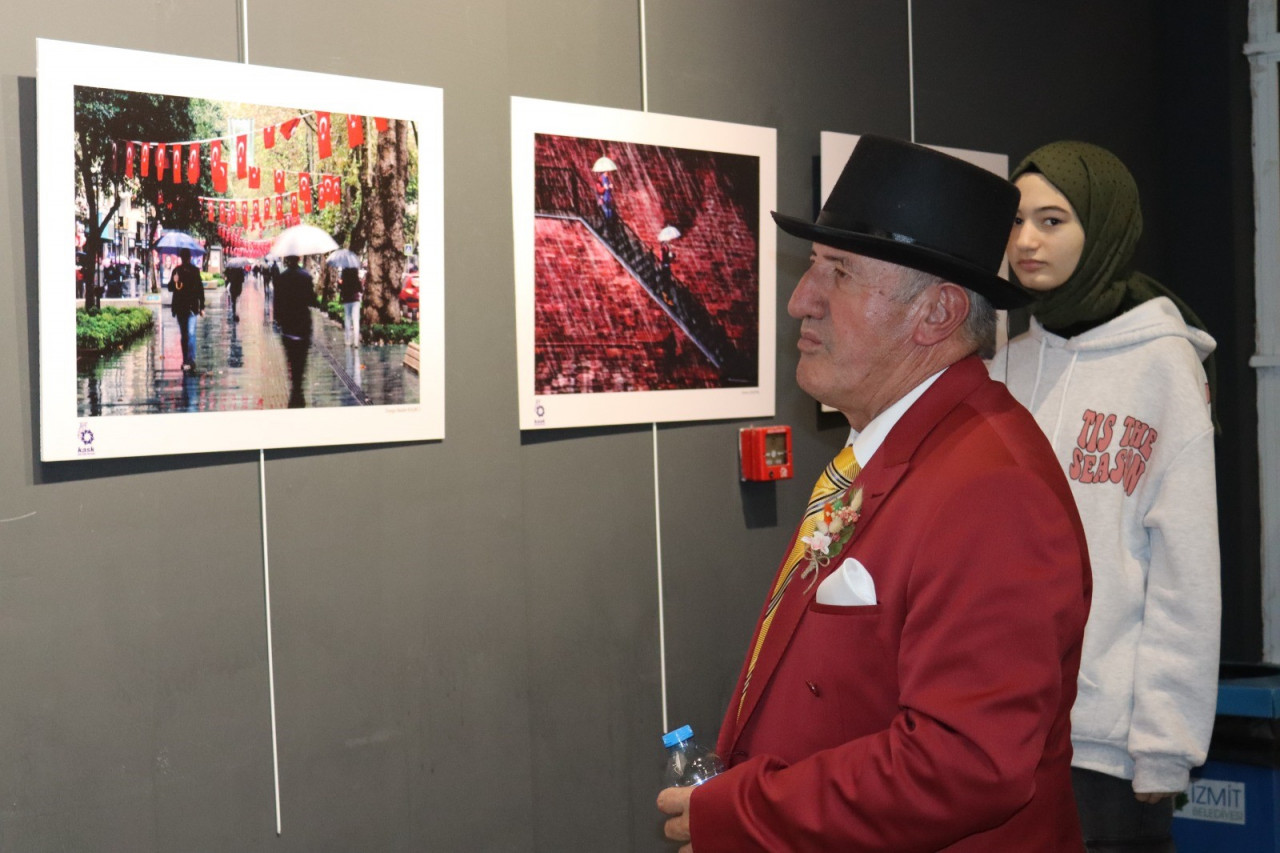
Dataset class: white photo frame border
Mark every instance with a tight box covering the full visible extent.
[37,38,445,461]
[511,96,777,431]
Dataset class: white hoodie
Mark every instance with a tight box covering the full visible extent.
[992,296,1221,794]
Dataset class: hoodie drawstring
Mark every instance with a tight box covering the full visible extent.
[1051,352,1079,450]
[1029,338,1047,411]
[1028,336,1079,451]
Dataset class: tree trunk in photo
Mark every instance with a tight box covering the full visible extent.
[363,119,409,326]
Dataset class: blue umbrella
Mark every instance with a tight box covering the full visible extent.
[155,230,205,256]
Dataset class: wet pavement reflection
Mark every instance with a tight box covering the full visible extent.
[78,275,419,415]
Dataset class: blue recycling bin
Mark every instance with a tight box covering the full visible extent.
[1173,663,1280,851]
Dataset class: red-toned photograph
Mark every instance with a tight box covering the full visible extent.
[512,98,776,430]
[533,134,760,395]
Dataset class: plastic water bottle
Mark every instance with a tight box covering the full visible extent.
[662,725,724,788]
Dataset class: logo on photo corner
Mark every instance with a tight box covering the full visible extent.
[533,400,546,427]
[76,421,96,456]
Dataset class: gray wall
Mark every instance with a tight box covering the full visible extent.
[0,1,1254,851]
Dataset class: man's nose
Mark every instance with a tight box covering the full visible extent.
[787,268,816,319]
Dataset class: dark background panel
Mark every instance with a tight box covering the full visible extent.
[0,1,1255,850]
[912,0,1258,660]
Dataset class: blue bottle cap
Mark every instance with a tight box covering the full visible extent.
[662,724,694,748]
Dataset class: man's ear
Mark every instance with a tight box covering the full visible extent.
[912,281,970,346]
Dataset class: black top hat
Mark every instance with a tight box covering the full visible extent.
[773,135,1029,309]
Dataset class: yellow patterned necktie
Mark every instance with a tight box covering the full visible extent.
[737,445,861,719]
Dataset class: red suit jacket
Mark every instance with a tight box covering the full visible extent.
[691,356,1091,851]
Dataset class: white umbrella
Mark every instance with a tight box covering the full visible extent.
[592,156,617,173]
[270,224,339,258]
[658,225,681,242]
[326,249,361,269]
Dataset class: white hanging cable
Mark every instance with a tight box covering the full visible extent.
[653,424,669,734]
[238,0,282,835]
[907,0,917,143]
[637,0,667,734]
[639,0,650,113]
[259,449,282,836]
[238,0,250,64]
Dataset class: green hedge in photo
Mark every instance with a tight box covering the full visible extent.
[323,299,418,344]
[366,322,419,345]
[76,306,154,352]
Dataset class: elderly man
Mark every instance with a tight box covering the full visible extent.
[658,136,1092,851]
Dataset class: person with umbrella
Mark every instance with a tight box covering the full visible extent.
[593,156,617,227]
[274,255,313,407]
[658,225,680,296]
[168,248,204,371]
[224,259,247,322]
[329,249,363,348]
[270,225,339,408]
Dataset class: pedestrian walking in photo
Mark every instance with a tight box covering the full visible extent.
[225,264,245,321]
[273,255,313,408]
[167,247,204,371]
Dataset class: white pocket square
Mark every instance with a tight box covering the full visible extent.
[815,557,877,606]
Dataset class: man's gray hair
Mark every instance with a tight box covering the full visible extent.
[896,266,997,358]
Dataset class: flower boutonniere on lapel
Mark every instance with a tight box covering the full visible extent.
[799,486,863,592]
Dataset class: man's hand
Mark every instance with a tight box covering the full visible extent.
[1135,790,1179,804]
[656,786,694,853]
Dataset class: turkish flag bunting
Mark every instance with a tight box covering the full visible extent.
[290,193,298,217]
[347,114,364,147]
[263,196,272,221]
[125,142,135,179]
[317,112,332,159]
[236,134,248,179]
[298,172,312,213]
[280,117,300,140]
[140,143,151,177]
[156,144,167,180]
[317,180,327,211]
[172,144,182,184]
[249,166,261,189]
[264,124,276,149]
[253,199,260,222]
[213,161,228,194]
[228,202,237,226]
[206,201,215,222]
[241,200,249,223]
[278,195,286,219]
[187,144,200,183]
[274,169,286,193]
[375,117,389,133]
[210,139,222,169]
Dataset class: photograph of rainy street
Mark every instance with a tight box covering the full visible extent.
[72,83,421,416]
[532,133,760,396]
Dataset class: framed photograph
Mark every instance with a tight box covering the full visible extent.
[37,39,444,460]
[817,132,1010,411]
[511,97,776,430]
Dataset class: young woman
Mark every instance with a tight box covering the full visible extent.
[994,140,1221,852]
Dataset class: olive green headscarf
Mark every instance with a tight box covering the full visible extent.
[1010,141,1217,428]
